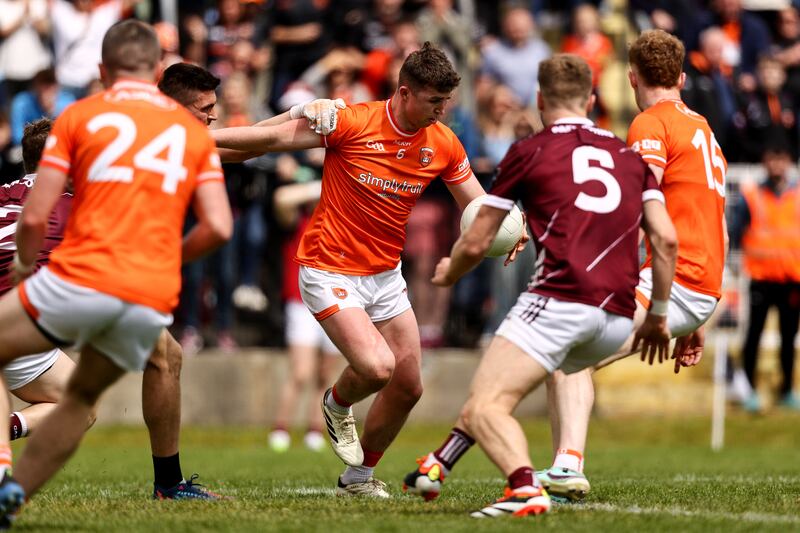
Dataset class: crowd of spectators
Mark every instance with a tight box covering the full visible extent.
[2,0,800,352]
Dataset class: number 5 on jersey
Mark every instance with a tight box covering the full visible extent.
[87,112,188,194]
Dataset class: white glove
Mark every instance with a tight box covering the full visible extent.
[290,98,346,136]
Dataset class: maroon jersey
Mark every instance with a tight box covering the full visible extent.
[488,118,663,319]
[0,174,73,295]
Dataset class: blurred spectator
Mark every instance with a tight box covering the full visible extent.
[705,0,772,91]
[267,0,332,110]
[416,0,476,111]
[204,0,266,80]
[361,18,421,99]
[479,6,551,108]
[560,4,612,125]
[154,21,183,68]
[682,26,738,156]
[180,12,208,65]
[730,142,800,412]
[50,0,137,98]
[300,47,370,103]
[0,110,23,183]
[0,0,51,102]
[219,72,269,313]
[772,6,800,97]
[9,68,74,146]
[733,54,797,162]
[360,0,406,52]
[268,177,337,452]
[629,0,709,53]
[475,84,522,171]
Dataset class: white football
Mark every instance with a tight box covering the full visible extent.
[460,195,524,257]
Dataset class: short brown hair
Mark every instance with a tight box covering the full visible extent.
[398,42,461,93]
[629,30,685,88]
[22,118,53,174]
[538,54,593,108]
[158,63,220,107]
[101,20,160,73]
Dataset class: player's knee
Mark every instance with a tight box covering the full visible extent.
[66,380,103,407]
[359,357,395,388]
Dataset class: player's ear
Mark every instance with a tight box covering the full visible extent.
[586,93,596,115]
[677,72,686,90]
[98,63,110,89]
[398,85,410,101]
[536,91,543,112]
[154,60,165,84]
[627,69,637,89]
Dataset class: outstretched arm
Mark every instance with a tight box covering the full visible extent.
[213,119,323,154]
[431,205,507,287]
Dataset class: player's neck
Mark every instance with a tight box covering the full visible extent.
[542,108,589,127]
[104,70,156,89]
[639,87,682,111]
[390,96,420,134]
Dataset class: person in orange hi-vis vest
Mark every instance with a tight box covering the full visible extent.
[733,142,800,412]
[539,29,728,501]
[213,42,528,498]
[0,21,233,522]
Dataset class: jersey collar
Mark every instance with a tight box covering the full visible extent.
[385,98,418,138]
[111,79,159,92]
[552,117,594,126]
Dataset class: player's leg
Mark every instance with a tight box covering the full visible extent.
[336,308,422,497]
[13,343,126,496]
[9,352,93,440]
[319,307,396,468]
[305,347,337,450]
[462,335,550,517]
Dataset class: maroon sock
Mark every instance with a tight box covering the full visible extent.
[362,448,384,468]
[508,466,538,491]
[432,428,475,471]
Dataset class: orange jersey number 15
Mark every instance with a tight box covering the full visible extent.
[691,128,725,198]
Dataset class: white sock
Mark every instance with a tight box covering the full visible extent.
[325,389,350,415]
[552,448,584,472]
[340,465,373,485]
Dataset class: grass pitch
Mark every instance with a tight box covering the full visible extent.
[10,413,800,532]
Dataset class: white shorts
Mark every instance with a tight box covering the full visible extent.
[495,292,634,374]
[285,300,339,354]
[635,268,718,338]
[19,267,172,372]
[298,263,411,322]
[3,349,60,390]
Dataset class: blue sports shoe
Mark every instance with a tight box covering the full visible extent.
[742,393,762,413]
[0,473,25,530]
[535,467,590,502]
[153,474,225,500]
[780,391,800,410]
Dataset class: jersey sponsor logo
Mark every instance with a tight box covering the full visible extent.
[366,140,386,152]
[331,287,348,299]
[419,147,434,167]
[630,139,662,153]
[357,171,424,198]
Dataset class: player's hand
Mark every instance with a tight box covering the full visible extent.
[671,326,705,374]
[504,211,529,266]
[431,257,455,287]
[634,313,671,366]
[10,253,34,286]
[291,98,346,136]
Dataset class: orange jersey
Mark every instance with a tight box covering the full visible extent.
[627,99,726,298]
[296,99,472,275]
[39,80,224,312]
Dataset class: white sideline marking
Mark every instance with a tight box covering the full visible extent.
[569,502,800,525]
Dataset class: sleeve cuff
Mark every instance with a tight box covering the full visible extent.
[483,194,515,211]
[642,189,665,204]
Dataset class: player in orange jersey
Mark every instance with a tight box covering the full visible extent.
[537,29,727,501]
[0,20,232,522]
[213,42,523,497]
